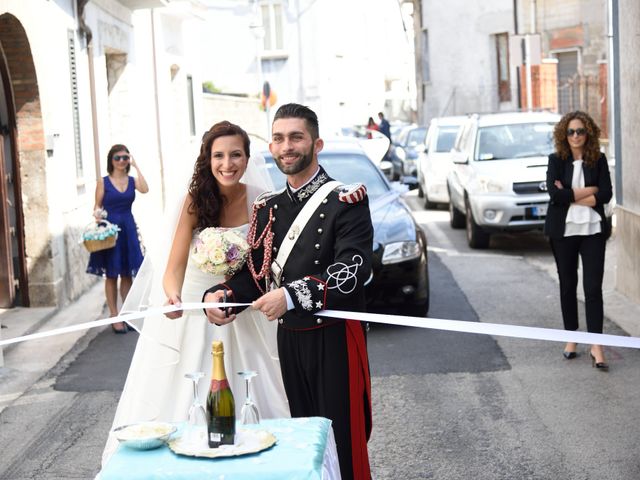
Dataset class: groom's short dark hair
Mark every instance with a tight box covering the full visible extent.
[273,103,319,141]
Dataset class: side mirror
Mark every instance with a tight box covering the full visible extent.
[452,151,468,165]
[379,160,393,177]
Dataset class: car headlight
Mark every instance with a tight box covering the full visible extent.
[469,175,511,194]
[381,241,422,264]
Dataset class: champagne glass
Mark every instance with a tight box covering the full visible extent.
[238,370,260,425]
[184,372,207,446]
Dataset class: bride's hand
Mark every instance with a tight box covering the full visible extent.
[164,294,183,319]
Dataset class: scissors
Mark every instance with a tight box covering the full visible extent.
[222,290,231,318]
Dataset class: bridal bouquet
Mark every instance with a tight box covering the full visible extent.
[191,227,250,277]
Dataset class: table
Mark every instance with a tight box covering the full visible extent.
[99,417,341,480]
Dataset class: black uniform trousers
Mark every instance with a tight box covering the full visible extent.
[277,321,371,480]
[549,232,606,333]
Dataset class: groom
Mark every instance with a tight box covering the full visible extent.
[204,103,373,480]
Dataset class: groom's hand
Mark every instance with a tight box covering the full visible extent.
[204,290,236,325]
[253,288,287,321]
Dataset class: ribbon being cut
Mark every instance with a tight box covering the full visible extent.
[2,302,640,350]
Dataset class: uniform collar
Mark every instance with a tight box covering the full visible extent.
[286,166,330,203]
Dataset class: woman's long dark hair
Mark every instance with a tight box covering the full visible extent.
[188,121,250,229]
[553,110,601,168]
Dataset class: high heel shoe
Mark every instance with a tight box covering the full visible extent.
[590,352,609,371]
[111,322,127,334]
[563,351,577,360]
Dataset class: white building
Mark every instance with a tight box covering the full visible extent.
[412,0,518,124]
[201,0,415,133]
[0,0,208,308]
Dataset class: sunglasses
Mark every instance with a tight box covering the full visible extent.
[113,154,130,162]
[567,128,587,137]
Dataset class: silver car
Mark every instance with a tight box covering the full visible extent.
[417,115,466,208]
[447,111,561,248]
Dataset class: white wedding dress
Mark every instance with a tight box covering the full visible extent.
[101,227,290,466]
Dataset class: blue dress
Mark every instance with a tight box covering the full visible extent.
[87,176,144,278]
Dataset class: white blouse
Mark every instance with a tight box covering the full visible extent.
[564,159,602,237]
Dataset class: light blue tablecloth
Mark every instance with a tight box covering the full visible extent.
[100,417,332,480]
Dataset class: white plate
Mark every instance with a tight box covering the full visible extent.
[168,428,276,458]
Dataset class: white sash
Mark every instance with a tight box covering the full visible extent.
[271,181,342,287]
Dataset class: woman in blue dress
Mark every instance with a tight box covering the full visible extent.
[87,144,149,333]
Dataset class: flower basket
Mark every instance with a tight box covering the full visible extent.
[82,220,120,253]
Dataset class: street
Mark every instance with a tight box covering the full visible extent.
[1,193,640,479]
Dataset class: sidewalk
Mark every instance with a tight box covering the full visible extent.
[0,281,107,414]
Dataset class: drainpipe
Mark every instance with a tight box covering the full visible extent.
[150,9,166,212]
[77,0,101,181]
[608,0,622,204]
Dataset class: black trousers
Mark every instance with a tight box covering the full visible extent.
[277,321,371,480]
[549,233,606,333]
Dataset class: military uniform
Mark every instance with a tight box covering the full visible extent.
[206,166,373,480]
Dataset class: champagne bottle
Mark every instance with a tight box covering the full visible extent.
[206,340,235,448]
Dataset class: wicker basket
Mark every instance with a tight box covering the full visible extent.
[84,235,117,253]
[82,219,119,253]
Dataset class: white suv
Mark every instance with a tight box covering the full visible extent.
[447,111,561,248]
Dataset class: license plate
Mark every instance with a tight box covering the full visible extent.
[531,205,548,216]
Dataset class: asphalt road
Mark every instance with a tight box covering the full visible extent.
[1,192,640,480]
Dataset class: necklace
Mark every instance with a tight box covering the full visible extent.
[246,205,274,295]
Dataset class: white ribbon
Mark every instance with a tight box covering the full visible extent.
[2,303,640,350]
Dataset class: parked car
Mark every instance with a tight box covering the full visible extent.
[262,140,430,316]
[447,111,562,248]
[417,115,466,208]
[388,125,427,182]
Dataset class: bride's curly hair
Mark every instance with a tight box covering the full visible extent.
[188,121,251,229]
[553,110,601,168]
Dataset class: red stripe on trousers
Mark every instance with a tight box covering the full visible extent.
[346,320,372,480]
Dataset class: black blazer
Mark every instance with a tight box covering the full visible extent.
[543,152,612,239]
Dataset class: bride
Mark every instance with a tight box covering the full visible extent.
[102,121,289,465]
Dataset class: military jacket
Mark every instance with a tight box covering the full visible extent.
[208,166,373,330]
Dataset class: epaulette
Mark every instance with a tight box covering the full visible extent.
[335,183,367,204]
[253,190,281,208]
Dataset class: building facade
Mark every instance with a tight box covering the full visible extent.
[412,0,518,125]
[0,0,207,308]
[615,0,640,305]
[201,0,415,131]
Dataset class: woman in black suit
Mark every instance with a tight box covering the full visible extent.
[544,111,612,370]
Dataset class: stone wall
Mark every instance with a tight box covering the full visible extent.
[615,0,640,303]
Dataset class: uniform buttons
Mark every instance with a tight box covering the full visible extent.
[273,204,278,210]
[314,244,320,250]
[319,213,325,219]
[272,216,276,222]
[317,228,323,234]
[273,246,278,252]
[314,260,320,265]
[322,199,328,204]
[316,318,323,324]
[278,318,284,324]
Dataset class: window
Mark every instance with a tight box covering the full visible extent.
[260,1,284,53]
[422,29,430,83]
[495,33,511,102]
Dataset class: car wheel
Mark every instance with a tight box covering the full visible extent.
[424,193,437,210]
[449,194,465,229]
[465,198,490,249]
[404,296,429,318]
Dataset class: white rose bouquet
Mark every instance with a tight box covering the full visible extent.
[191,227,250,277]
